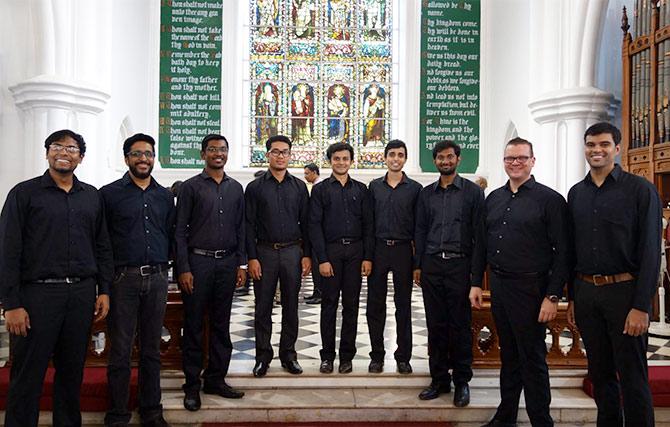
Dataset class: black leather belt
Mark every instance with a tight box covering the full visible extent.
[378,239,410,246]
[332,238,360,245]
[118,263,170,277]
[33,277,81,284]
[190,248,233,258]
[492,268,546,279]
[258,240,301,250]
[435,251,465,260]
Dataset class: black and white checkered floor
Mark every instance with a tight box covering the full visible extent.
[228,275,670,363]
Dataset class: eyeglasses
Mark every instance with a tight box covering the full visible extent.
[49,144,80,154]
[206,146,229,153]
[268,149,291,158]
[503,156,531,164]
[127,150,155,159]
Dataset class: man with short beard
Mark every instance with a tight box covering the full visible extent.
[414,140,484,405]
[245,135,311,377]
[176,134,246,411]
[0,129,113,427]
[100,133,175,426]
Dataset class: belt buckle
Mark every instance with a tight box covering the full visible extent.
[214,250,226,258]
[342,239,352,245]
[440,252,449,260]
[592,274,603,286]
[65,277,75,284]
[272,243,281,250]
[386,239,396,246]
[140,265,153,276]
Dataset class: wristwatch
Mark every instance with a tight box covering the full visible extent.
[546,295,559,303]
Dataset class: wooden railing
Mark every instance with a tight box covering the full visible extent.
[81,282,587,370]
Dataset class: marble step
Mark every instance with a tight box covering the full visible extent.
[160,362,588,390]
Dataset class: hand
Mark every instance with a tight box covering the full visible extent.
[469,286,483,309]
[5,307,30,336]
[301,257,312,277]
[178,272,194,294]
[566,301,577,330]
[537,297,558,323]
[236,268,247,288]
[361,260,372,276]
[623,308,649,336]
[248,259,262,281]
[413,269,421,287]
[319,262,334,277]
[94,294,110,322]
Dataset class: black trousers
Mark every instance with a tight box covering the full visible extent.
[310,254,322,298]
[420,255,472,386]
[574,278,654,427]
[253,244,302,363]
[320,241,363,362]
[105,269,168,425]
[181,253,236,392]
[5,278,96,427]
[490,272,553,426]
[366,241,413,362]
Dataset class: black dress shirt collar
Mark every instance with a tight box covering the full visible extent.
[582,164,623,186]
[431,174,463,192]
[199,169,230,182]
[40,170,84,192]
[328,174,352,187]
[120,171,159,189]
[383,172,409,186]
[504,175,537,193]
[263,170,296,183]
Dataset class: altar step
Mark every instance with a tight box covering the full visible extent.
[21,361,670,426]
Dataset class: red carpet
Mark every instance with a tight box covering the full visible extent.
[583,366,670,406]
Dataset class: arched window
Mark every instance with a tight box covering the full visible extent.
[246,0,394,169]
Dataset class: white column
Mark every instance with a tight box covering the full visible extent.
[528,0,617,195]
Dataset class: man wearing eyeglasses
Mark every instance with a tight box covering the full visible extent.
[309,142,374,374]
[0,129,113,427]
[414,140,484,405]
[99,133,175,426]
[245,135,311,377]
[175,134,246,411]
[566,123,659,427]
[471,137,569,427]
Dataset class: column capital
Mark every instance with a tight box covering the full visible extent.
[528,87,619,125]
[9,75,110,114]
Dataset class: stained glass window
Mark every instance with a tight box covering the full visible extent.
[247,0,393,168]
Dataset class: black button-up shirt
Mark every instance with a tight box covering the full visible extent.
[100,172,176,267]
[369,172,422,241]
[474,176,569,297]
[309,175,374,263]
[414,175,485,278]
[0,171,114,310]
[568,164,662,311]
[175,171,245,273]
[245,170,310,260]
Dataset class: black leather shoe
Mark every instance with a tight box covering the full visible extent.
[418,382,451,400]
[281,360,303,374]
[338,360,353,374]
[368,360,384,373]
[480,420,518,427]
[305,297,321,304]
[183,390,201,411]
[453,383,470,407]
[397,361,413,374]
[320,359,334,373]
[253,360,269,377]
[203,382,245,399]
[141,415,170,427]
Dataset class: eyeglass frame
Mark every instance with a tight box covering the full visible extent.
[48,143,81,154]
[503,155,532,165]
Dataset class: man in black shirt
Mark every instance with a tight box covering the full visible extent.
[176,134,246,411]
[414,140,484,405]
[303,163,322,304]
[309,142,374,374]
[0,129,113,427]
[567,122,660,427]
[366,140,421,374]
[471,138,569,427]
[100,133,175,427]
[246,135,311,377]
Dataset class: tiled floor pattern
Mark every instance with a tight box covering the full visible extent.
[228,274,670,363]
